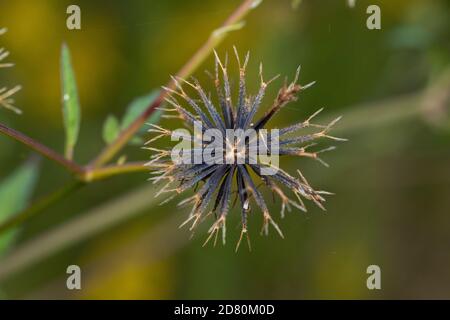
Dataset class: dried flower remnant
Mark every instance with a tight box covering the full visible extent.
[0,28,22,114]
[146,48,345,250]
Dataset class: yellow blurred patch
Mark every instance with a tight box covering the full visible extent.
[82,257,174,300]
[314,242,370,299]
[0,1,120,122]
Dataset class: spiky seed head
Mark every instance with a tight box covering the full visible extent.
[146,49,345,250]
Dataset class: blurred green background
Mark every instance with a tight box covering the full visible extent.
[0,0,450,299]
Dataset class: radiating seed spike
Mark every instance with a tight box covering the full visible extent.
[317,190,335,195]
[270,217,285,239]
[326,115,343,130]
[221,219,227,245]
[233,45,241,69]
[301,81,316,90]
[297,169,310,186]
[235,226,251,252]
[293,65,301,84]
[161,85,182,97]
[259,62,264,84]
[323,135,348,142]
[266,74,281,86]
[306,107,324,123]
[315,157,330,168]
[213,49,225,70]
[203,229,216,247]
[158,194,176,206]
[243,51,250,69]
[224,51,229,68]
[317,146,337,153]
[312,198,327,211]
[177,76,197,90]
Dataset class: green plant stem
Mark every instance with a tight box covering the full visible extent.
[0,181,83,235]
[0,123,83,175]
[0,119,148,180]
[90,0,262,168]
[0,124,147,182]
[83,162,147,182]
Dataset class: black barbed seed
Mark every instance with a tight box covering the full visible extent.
[146,49,345,251]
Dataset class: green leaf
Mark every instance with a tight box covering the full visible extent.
[118,90,163,146]
[98,90,162,147]
[60,43,81,160]
[0,159,39,256]
[121,90,162,133]
[102,115,120,145]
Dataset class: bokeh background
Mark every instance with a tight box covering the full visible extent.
[0,0,449,299]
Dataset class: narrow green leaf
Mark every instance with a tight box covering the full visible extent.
[0,159,39,256]
[119,90,163,146]
[102,115,120,145]
[60,43,81,160]
[121,90,162,133]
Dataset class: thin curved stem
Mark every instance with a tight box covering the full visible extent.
[0,121,149,182]
[0,123,83,175]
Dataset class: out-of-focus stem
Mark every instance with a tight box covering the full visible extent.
[0,181,83,235]
[0,183,162,282]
